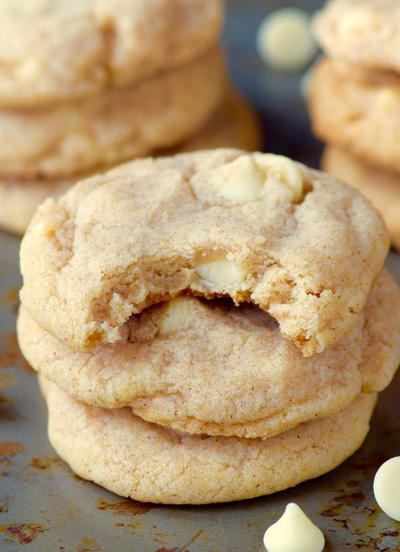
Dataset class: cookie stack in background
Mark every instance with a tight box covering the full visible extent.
[0,0,261,236]
[309,0,400,251]
[17,148,400,504]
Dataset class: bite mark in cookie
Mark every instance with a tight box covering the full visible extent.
[20,149,389,356]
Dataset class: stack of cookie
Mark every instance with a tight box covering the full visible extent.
[0,0,261,236]
[17,149,400,504]
[310,0,400,251]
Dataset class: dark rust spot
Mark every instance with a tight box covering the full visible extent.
[96,497,154,516]
[333,491,366,507]
[0,441,22,456]
[351,452,388,471]
[0,393,10,406]
[154,549,190,552]
[0,506,8,513]
[30,455,64,471]
[30,457,51,470]
[76,536,102,551]
[345,480,360,488]
[0,523,45,545]
[333,518,350,530]
[0,286,19,307]
[381,530,399,537]
[320,507,340,517]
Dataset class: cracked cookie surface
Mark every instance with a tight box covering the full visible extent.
[18,271,400,438]
[41,377,377,504]
[20,149,389,356]
[0,0,223,108]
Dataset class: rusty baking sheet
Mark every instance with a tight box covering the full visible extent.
[1,1,400,550]
[1,235,400,552]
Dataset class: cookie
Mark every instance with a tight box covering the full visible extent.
[323,147,400,252]
[41,377,377,505]
[0,47,224,179]
[18,270,400,438]
[175,86,262,153]
[0,88,259,236]
[314,0,400,73]
[0,87,260,236]
[309,57,400,173]
[0,0,223,108]
[0,176,71,235]
[20,149,389,356]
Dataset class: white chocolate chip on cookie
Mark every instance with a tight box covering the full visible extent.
[158,297,191,336]
[195,259,247,291]
[261,154,304,201]
[219,156,264,203]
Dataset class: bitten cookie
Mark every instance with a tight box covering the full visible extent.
[20,149,389,356]
[0,0,223,107]
[41,378,377,505]
[323,147,400,251]
[309,58,400,173]
[314,0,400,73]
[18,271,400,438]
[0,48,224,179]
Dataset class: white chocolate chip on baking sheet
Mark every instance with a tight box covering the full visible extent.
[257,8,317,72]
[373,456,400,521]
[263,503,325,552]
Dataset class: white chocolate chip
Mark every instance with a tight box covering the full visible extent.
[263,503,325,552]
[261,154,304,201]
[373,457,400,521]
[257,8,317,72]
[220,156,264,203]
[195,259,247,291]
[158,297,191,336]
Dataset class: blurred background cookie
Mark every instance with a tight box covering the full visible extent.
[0,0,224,107]
[309,0,400,252]
[323,147,400,251]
